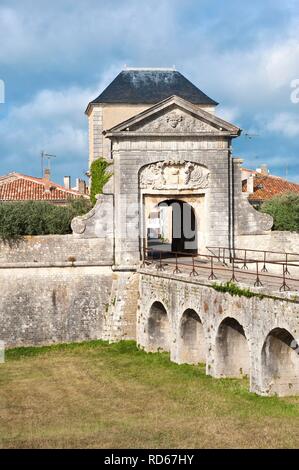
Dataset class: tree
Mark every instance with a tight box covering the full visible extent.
[0,198,92,243]
[260,192,299,232]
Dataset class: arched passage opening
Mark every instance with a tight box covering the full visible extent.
[148,301,170,352]
[216,317,250,378]
[261,328,299,396]
[147,199,197,254]
[179,309,206,364]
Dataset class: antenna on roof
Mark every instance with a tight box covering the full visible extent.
[243,131,260,140]
[40,151,56,178]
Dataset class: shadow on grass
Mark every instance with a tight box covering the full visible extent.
[5,339,299,416]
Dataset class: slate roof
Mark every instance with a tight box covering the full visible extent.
[0,173,87,202]
[88,69,218,109]
[242,171,299,202]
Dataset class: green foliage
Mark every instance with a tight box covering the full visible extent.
[0,198,92,243]
[68,197,93,216]
[212,282,263,299]
[90,158,113,205]
[212,281,297,303]
[260,192,299,232]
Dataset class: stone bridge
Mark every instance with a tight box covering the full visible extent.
[137,269,299,397]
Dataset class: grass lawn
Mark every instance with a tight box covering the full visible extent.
[0,340,298,449]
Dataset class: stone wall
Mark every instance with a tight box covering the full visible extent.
[0,234,138,348]
[0,234,113,266]
[138,270,299,396]
[235,231,299,277]
[0,266,113,348]
[233,160,273,235]
[237,231,299,255]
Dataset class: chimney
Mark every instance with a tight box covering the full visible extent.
[247,175,254,194]
[64,176,71,190]
[76,178,87,194]
[44,168,51,180]
[260,164,269,176]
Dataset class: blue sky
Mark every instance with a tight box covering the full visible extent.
[0,0,298,185]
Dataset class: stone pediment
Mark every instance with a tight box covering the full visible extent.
[131,108,217,134]
[105,95,241,136]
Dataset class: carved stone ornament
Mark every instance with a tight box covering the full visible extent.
[134,110,215,133]
[257,212,274,232]
[71,194,101,235]
[71,217,86,234]
[140,160,209,190]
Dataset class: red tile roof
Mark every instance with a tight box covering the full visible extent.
[242,173,299,202]
[0,173,88,202]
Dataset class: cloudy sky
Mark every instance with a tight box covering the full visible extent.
[0,0,298,185]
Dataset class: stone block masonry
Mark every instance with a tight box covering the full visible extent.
[0,266,113,348]
[138,270,299,397]
[0,235,113,266]
[0,235,137,348]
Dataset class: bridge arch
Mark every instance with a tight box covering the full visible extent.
[147,301,170,352]
[179,309,206,364]
[261,327,299,396]
[215,317,250,378]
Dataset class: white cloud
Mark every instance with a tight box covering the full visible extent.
[216,106,240,123]
[0,83,100,180]
[0,63,121,178]
[180,11,299,114]
[265,112,299,137]
[0,0,299,181]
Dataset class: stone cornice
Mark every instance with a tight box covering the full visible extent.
[105,131,235,138]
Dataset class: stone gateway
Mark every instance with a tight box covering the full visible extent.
[74,70,273,264]
[0,68,298,397]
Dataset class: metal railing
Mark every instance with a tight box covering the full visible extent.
[141,247,299,292]
[207,246,299,270]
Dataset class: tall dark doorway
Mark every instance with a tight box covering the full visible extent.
[147,199,197,255]
[166,200,196,253]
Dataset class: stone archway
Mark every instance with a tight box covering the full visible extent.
[179,309,206,364]
[261,328,299,396]
[139,159,209,257]
[146,199,198,254]
[147,301,170,352]
[215,317,250,378]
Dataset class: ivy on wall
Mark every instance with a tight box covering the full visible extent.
[90,158,113,205]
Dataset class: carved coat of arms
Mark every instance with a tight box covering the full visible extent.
[140,160,209,190]
[134,110,215,133]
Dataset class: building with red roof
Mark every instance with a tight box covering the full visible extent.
[241,165,299,206]
[0,171,88,204]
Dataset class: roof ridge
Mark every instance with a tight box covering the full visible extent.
[256,173,299,184]
[124,67,176,71]
[0,172,84,195]
[0,173,88,201]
